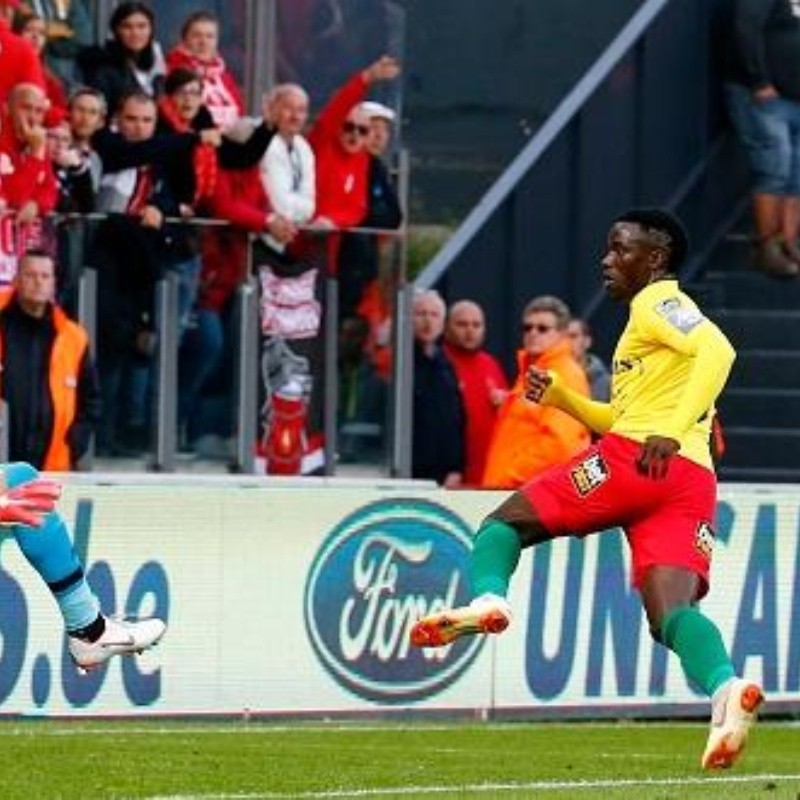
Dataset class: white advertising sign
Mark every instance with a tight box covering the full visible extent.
[0,480,796,718]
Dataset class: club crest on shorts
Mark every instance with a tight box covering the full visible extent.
[570,453,609,496]
[695,521,715,560]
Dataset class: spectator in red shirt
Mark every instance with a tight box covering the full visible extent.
[307,55,400,237]
[444,300,509,486]
[0,0,45,104]
[0,82,58,284]
[166,11,245,133]
[13,11,68,127]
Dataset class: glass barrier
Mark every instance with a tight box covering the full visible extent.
[0,211,407,478]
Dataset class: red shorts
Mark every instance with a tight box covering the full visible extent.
[521,433,717,597]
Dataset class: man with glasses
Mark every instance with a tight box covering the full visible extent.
[411,209,762,771]
[481,294,590,488]
[307,54,400,234]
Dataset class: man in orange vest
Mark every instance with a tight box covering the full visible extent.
[482,295,590,488]
[0,248,100,470]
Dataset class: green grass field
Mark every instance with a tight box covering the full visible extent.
[0,720,798,799]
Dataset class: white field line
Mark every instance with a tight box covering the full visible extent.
[0,721,751,736]
[140,773,800,800]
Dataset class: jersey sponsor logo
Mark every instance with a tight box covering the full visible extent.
[612,356,642,375]
[654,297,704,334]
[304,498,483,702]
[570,452,610,496]
[695,521,715,560]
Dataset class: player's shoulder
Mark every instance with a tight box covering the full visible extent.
[634,281,705,333]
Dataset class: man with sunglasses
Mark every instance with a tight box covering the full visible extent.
[481,294,590,488]
[411,208,763,771]
[307,54,400,234]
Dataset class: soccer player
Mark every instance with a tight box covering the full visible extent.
[410,208,763,770]
[0,462,166,671]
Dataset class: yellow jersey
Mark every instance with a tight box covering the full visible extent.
[608,280,735,470]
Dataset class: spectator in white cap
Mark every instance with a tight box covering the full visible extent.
[338,98,403,320]
[359,100,395,158]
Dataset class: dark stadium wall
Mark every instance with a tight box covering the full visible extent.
[401,0,643,223]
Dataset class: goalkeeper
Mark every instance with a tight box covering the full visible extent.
[411,208,762,770]
[0,462,165,671]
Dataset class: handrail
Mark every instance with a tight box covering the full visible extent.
[42,211,406,238]
[414,0,671,290]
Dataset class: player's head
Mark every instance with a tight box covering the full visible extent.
[602,208,689,302]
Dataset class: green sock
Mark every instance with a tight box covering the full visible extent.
[660,606,736,696]
[470,519,521,597]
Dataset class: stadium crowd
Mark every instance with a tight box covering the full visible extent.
[0,0,406,471]
[0,0,612,485]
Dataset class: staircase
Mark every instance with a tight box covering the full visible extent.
[696,248,800,483]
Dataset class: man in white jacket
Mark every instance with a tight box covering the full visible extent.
[259,83,315,251]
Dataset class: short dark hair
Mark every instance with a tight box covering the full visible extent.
[68,85,108,117]
[110,1,155,32]
[116,89,156,113]
[165,67,202,96]
[614,207,689,272]
[180,10,218,40]
[19,248,55,270]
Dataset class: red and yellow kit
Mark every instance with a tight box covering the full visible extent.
[521,280,736,594]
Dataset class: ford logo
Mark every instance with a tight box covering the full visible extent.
[304,498,484,703]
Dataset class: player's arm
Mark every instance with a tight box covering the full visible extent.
[526,368,613,434]
[645,312,736,443]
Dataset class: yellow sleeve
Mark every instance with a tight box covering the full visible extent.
[542,372,614,434]
[638,304,736,442]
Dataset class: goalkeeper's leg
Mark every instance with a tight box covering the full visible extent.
[3,462,166,671]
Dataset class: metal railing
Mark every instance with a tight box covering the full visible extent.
[0,206,407,475]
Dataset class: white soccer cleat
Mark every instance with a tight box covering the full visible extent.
[68,616,167,672]
[410,593,512,648]
[701,678,764,769]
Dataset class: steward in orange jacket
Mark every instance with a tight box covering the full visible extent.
[0,259,100,470]
[482,339,590,488]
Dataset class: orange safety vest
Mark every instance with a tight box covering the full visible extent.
[482,340,591,489]
[0,289,89,471]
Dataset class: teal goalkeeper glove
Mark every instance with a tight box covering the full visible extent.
[0,479,62,527]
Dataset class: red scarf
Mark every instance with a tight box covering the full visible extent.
[157,96,218,205]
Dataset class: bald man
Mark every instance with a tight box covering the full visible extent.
[443,300,508,486]
[0,84,57,280]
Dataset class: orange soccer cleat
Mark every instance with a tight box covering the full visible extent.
[410,594,512,648]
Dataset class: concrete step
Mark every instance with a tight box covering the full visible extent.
[710,309,800,350]
[727,351,800,389]
[719,388,800,428]
[702,269,800,310]
[718,426,800,470]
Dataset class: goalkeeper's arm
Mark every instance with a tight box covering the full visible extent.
[526,367,613,434]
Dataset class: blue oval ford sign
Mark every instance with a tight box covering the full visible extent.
[304,498,484,703]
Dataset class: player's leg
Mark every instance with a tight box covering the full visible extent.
[640,566,763,769]
[2,463,166,671]
[641,566,739,700]
[409,488,559,648]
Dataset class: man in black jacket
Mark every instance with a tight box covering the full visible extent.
[337,100,403,321]
[0,250,100,470]
[411,289,464,486]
